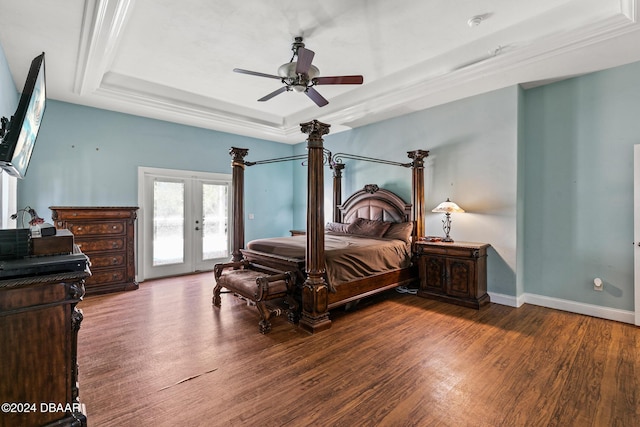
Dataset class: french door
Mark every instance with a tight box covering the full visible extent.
[138,167,232,280]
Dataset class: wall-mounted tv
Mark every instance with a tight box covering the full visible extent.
[0,52,46,179]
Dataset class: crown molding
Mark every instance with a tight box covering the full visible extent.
[69,0,640,144]
[74,0,134,95]
[94,76,305,143]
[621,0,637,21]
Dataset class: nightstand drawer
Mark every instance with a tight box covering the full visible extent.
[415,242,487,258]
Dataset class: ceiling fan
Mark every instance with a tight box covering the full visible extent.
[233,37,364,107]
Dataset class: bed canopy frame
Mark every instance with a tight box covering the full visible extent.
[229,120,429,333]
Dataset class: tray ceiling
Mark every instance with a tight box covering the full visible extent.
[1,0,639,143]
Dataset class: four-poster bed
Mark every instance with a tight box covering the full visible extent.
[222,120,428,333]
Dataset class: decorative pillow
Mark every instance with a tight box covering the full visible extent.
[384,221,414,243]
[325,222,350,233]
[346,218,391,238]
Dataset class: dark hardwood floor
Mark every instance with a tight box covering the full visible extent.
[77,273,639,426]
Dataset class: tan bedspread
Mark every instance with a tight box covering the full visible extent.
[246,232,411,289]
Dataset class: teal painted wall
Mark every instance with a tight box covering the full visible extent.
[17,101,295,240]
[0,44,18,118]
[4,34,640,312]
[522,61,640,311]
[293,87,520,297]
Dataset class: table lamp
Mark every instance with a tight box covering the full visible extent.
[432,198,464,242]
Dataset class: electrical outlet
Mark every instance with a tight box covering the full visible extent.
[593,278,603,292]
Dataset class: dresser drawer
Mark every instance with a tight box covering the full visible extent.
[65,221,125,236]
[87,253,125,268]
[86,268,126,286]
[76,237,125,253]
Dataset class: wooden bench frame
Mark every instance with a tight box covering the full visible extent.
[213,260,298,333]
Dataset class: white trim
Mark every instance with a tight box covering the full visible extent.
[487,292,525,308]
[138,166,231,182]
[621,0,637,22]
[523,293,635,324]
[489,291,636,324]
[634,145,640,326]
[74,0,134,95]
[0,172,17,228]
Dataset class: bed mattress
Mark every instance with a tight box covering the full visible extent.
[246,232,411,288]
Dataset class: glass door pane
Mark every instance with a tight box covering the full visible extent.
[201,182,228,261]
[153,180,185,266]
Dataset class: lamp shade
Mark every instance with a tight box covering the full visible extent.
[432,198,464,213]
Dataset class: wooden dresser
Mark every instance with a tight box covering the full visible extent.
[414,240,490,309]
[50,206,138,295]
[0,265,90,427]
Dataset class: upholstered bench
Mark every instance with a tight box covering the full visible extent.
[213,260,297,334]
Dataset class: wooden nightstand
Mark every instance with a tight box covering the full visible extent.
[414,240,490,309]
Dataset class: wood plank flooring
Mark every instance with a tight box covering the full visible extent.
[76,273,639,426]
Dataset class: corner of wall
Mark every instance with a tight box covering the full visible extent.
[515,85,526,300]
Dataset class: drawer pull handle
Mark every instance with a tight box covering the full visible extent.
[112,258,118,264]
[113,225,117,229]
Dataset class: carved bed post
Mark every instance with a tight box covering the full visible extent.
[332,163,345,223]
[408,150,429,239]
[230,147,249,262]
[299,120,332,334]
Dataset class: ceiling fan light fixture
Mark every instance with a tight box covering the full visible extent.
[277,62,319,79]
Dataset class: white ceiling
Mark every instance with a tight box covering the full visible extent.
[1,0,639,144]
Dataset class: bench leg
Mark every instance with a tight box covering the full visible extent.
[285,295,299,324]
[212,282,223,307]
[256,302,284,334]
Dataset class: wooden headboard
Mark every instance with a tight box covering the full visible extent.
[339,184,412,223]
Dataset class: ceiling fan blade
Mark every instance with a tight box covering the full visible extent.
[258,86,288,102]
[233,68,281,80]
[314,75,364,85]
[305,87,328,107]
[295,47,315,75]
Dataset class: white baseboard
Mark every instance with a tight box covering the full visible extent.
[488,292,524,308]
[488,292,635,324]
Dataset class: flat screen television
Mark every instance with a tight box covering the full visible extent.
[0,52,46,179]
